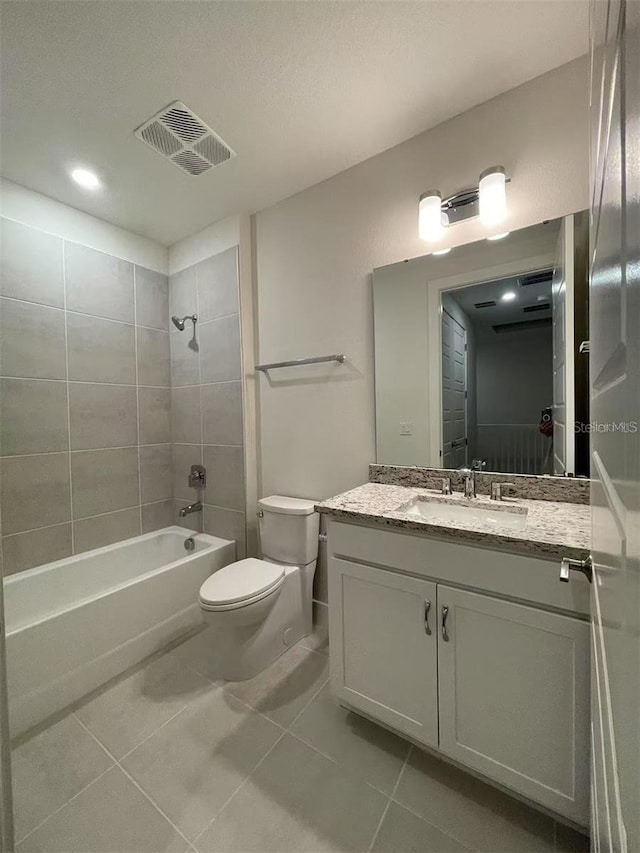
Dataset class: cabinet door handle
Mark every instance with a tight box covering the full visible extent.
[441,605,449,641]
[424,600,432,635]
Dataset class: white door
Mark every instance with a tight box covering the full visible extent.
[328,558,439,746]
[589,2,640,851]
[442,308,467,468]
[437,585,590,825]
[552,214,576,476]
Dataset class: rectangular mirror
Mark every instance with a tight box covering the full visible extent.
[373,212,589,477]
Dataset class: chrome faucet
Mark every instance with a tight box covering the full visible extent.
[179,501,202,517]
[459,468,476,499]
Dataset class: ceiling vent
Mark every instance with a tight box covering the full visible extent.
[519,269,553,287]
[134,101,235,177]
[492,317,552,333]
[523,303,551,313]
[474,300,497,309]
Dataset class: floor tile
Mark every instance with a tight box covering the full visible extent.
[76,645,213,758]
[372,802,470,852]
[17,765,187,853]
[11,713,113,842]
[122,688,281,840]
[291,683,410,794]
[169,625,226,682]
[223,642,329,727]
[299,603,329,655]
[196,733,387,853]
[394,747,556,852]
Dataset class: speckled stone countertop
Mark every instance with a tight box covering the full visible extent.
[316,483,590,561]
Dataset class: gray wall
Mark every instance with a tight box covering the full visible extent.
[0,218,172,576]
[169,247,247,558]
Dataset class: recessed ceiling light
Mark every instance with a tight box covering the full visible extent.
[433,248,451,256]
[487,232,510,241]
[501,291,517,302]
[70,168,102,190]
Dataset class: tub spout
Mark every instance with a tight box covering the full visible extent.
[179,501,202,517]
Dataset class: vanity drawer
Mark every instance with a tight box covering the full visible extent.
[327,519,590,617]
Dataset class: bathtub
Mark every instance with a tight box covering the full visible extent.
[4,526,235,736]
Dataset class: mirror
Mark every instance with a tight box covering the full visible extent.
[373,212,589,477]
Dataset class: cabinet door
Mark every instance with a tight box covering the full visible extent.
[437,585,590,825]
[328,558,438,746]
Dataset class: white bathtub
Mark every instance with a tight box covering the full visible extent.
[4,526,235,736]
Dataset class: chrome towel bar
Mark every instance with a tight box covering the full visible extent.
[255,354,345,372]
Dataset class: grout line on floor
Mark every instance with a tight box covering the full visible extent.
[191,730,288,851]
[367,743,413,852]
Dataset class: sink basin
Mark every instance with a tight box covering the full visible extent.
[403,498,527,530]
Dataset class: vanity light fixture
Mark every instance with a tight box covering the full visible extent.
[487,231,510,241]
[418,166,509,242]
[432,247,451,256]
[501,291,517,302]
[70,167,102,190]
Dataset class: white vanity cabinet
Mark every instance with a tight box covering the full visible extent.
[327,519,590,827]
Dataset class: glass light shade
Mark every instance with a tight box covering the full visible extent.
[418,191,444,242]
[479,167,506,225]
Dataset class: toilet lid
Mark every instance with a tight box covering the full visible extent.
[199,558,285,607]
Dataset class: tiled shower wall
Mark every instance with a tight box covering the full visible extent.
[0,218,173,575]
[169,247,247,558]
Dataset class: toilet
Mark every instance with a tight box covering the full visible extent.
[198,495,320,681]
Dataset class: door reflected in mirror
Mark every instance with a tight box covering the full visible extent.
[373,212,589,477]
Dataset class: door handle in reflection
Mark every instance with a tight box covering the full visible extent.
[442,605,449,641]
[424,600,432,635]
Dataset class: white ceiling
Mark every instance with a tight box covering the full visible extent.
[1,1,589,246]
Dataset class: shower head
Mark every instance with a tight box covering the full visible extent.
[171,314,197,331]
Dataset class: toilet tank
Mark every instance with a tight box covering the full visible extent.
[258,495,320,565]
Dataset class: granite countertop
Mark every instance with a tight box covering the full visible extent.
[316,483,590,561]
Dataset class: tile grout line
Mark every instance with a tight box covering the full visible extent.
[367,744,413,852]
[61,240,75,554]
[72,712,196,851]
[133,265,143,535]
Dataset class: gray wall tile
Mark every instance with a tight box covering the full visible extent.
[0,218,64,307]
[171,386,202,444]
[140,444,172,504]
[169,330,200,386]
[65,243,134,322]
[201,381,243,446]
[71,447,139,519]
[137,328,170,387]
[74,508,141,553]
[0,299,66,379]
[169,265,197,319]
[135,267,169,330]
[202,445,244,510]
[1,453,71,535]
[1,379,69,456]
[171,444,202,501]
[203,505,246,558]
[69,384,137,450]
[2,523,72,576]
[67,313,136,384]
[141,500,174,533]
[139,387,171,444]
[197,247,238,322]
[199,315,241,383]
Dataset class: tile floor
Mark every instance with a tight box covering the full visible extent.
[11,626,589,852]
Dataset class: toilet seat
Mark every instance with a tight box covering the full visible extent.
[199,558,286,612]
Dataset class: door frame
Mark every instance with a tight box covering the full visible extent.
[427,250,555,466]
[441,306,468,468]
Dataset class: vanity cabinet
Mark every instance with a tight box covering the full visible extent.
[327,520,590,827]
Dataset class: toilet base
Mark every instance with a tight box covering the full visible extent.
[201,563,313,681]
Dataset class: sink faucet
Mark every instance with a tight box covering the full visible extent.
[458,468,476,499]
[179,501,202,517]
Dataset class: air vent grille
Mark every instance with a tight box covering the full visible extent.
[474,300,497,309]
[520,269,553,287]
[492,318,552,333]
[523,303,551,313]
[135,101,235,177]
